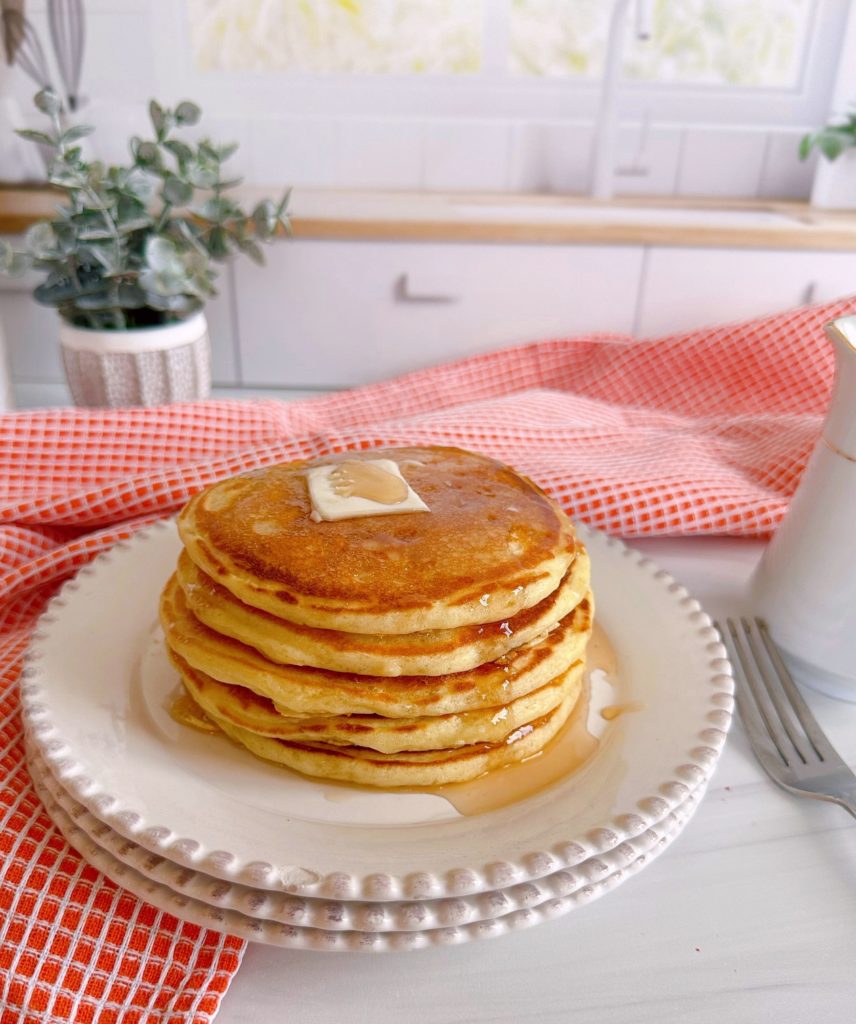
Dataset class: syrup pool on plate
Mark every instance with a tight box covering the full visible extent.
[163,621,633,820]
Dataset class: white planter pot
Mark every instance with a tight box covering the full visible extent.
[810,149,856,209]
[59,312,211,408]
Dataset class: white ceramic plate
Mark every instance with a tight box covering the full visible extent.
[22,519,733,901]
[30,749,702,952]
[29,737,707,933]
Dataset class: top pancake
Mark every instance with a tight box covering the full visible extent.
[178,446,576,634]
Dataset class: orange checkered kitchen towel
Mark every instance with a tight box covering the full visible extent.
[1,295,852,1020]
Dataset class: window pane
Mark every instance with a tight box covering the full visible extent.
[510,0,813,88]
[188,0,484,74]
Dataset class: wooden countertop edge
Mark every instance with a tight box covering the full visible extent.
[2,186,856,250]
[290,217,856,250]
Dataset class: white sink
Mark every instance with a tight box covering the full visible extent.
[449,203,798,227]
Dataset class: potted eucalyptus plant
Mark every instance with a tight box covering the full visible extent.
[800,109,856,210]
[0,88,289,406]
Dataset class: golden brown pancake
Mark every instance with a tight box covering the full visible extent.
[208,689,580,787]
[170,649,584,754]
[178,447,577,634]
[160,575,593,717]
[160,577,593,712]
[174,547,590,677]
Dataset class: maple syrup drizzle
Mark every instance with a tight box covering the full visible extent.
[399,620,620,816]
[167,687,219,734]
[330,462,409,505]
[166,622,625,818]
[601,701,642,722]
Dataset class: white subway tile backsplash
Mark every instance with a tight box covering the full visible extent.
[252,117,340,188]
[423,121,510,191]
[336,120,423,190]
[677,128,767,198]
[508,122,594,194]
[614,123,682,197]
[759,130,815,201]
[507,123,550,192]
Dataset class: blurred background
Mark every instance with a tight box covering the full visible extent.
[1,0,854,410]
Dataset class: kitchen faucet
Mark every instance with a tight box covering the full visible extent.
[589,0,654,200]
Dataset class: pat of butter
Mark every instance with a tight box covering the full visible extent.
[307,459,430,522]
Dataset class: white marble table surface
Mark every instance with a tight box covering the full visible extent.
[216,536,856,1024]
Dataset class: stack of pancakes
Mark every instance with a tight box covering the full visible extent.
[159,446,594,788]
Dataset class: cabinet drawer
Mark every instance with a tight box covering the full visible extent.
[235,240,643,388]
[636,247,856,337]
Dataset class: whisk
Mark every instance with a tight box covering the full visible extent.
[48,0,84,112]
[2,9,52,90]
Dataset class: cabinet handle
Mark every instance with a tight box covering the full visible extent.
[395,272,459,304]
[803,281,817,306]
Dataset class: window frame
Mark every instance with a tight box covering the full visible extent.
[154,0,850,129]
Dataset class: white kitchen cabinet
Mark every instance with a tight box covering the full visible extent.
[635,247,856,337]
[235,240,645,388]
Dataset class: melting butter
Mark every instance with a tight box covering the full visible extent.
[331,461,408,505]
[307,458,430,522]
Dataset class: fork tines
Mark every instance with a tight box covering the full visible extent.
[725,618,837,766]
[718,617,856,818]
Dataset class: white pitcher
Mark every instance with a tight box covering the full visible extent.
[752,313,856,702]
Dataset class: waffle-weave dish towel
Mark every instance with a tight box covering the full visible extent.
[1,295,852,1021]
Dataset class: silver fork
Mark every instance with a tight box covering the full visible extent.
[718,617,856,819]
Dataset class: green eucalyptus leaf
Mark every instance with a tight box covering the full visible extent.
[216,142,239,162]
[819,132,847,161]
[198,140,220,163]
[61,125,94,145]
[206,226,231,258]
[149,100,166,135]
[145,235,179,272]
[116,195,153,234]
[16,128,53,146]
[25,222,57,258]
[196,196,230,222]
[239,239,264,265]
[49,166,84,189]
[117,216,152,234]
[0,240,29,275]
[77,225,115,241]
[87,160,106,185]
[186,162,219,189]
[175,101,201,126]
[135,141,162,168]
[162,175,193,205]
[164,139,193,165]
[75,288,119,310]
[123,167,157,202]
[82,242,120,274]
[33,267,100,305]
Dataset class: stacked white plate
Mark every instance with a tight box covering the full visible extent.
[22,520,734,953]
